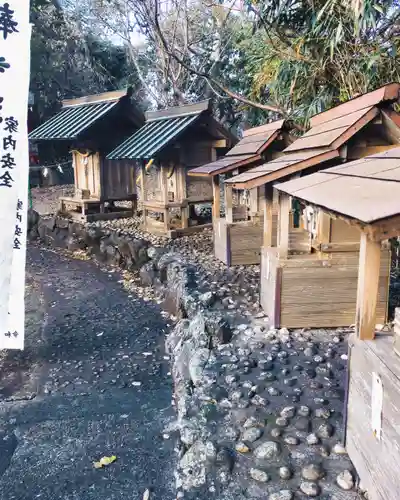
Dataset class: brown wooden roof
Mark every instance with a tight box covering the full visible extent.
[285,107,378,152]
[187,154,257,177]
[310,82,400,127]
[276,147,400,224]
[225,148,339,189]
[226,83,400,189]
[188,119,286,177]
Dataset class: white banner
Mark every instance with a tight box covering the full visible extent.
[0,2,31,349]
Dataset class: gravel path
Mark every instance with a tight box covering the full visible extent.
[0,246,176,500]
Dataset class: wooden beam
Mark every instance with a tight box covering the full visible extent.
[225,184,233,224]
[278,192,290,258]
[355,233,382,340]
[168,223,213,239]
[228,149,340,190]
[211,139,227,148]
[363,214,400,242]
[62,89,126,107]
[212,175,220,220]
[176,165,186,202]
[249,188,258,217]
[163,208,170,232]
[160,165,169,203]
[319,241,360,252]
[141,162,147,227]
[263,184,274,248]
[290,199,400,245]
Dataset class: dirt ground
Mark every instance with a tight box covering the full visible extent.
[0,246,176,500]
[31,185,75,215]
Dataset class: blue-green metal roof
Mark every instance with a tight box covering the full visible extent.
[29,101,118,140]
[106,113,200,160]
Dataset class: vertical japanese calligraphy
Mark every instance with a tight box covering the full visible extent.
[0,2,31,349]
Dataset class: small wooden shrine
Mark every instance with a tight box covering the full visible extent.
[278,147,400,500]
[188,120,294,265]
[226,83,400,271]
[29,88,145,221]
[107,100,235,237]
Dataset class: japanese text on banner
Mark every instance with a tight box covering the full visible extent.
[0,2,31,349]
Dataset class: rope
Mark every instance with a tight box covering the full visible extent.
[29,160,72,170]
[136,158,155,186]
[167,165,175,179]
[70,149,92,158]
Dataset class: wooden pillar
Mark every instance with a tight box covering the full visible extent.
[212,175,220,220]
[355,232,381,340]
[225,183,233,224]
[131,196,137,215]
[278,192,290,259]
[160,165,168,203]
[249,188,258,218]
[316,211,331,244]
[141,162,147,228]
[131,164,137,215]
[164,209,170,232]
[177,166,187,202]
[181,205,189,229]
[160,165,170,231]
[262,183,274,248]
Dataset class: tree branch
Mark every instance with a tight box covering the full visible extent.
[151,1,295,119]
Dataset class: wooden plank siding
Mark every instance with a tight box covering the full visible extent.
[329,218,360,243]
[346,334,400,500]
[186,176,213,199]
[213,214,308,266]
[229,221,264,265]
[101,158,137,201]
[73,151,101,198]
[261,248,390,328]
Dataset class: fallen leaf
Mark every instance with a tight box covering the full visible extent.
[93,455,117,468]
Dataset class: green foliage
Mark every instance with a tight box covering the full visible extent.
[29,1,142,119]
[240,0,400,125]
[29,0,400,129]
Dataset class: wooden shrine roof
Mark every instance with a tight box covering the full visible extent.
[107,100,235,160]
[276,147,400,224]
[225,83,400,190]
[226,148,339,189]
[29,88,144,141]
[188,120,287,177]
[309,82,400,127]
[284,107,378,152]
